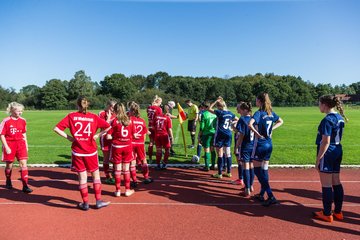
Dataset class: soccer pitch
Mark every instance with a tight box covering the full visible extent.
[0,107,359,165]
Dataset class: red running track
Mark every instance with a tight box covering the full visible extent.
[0,167,359,240]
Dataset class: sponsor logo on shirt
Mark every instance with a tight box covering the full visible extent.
[74,117,94,122]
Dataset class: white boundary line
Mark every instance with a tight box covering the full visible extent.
[0,163,359,168]
[0,202,359,207]
[0,179,359,183]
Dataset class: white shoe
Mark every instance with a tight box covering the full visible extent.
[114,191,121,197]
[125,189,135,197]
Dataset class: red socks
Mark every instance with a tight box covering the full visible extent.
[124,170,131,190]
[114,170,121,191]
[164,149,170,164]
[130,166,137,182]
[79,183,89,203]
[20,167,29,186]
[5,168,12,180]
[93,179,102,201]
[142,163,149,179]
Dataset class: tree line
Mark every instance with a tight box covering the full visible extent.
[0,70,359,110]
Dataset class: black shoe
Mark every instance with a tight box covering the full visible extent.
[200,167,210,172]
[143,178,154,184]
[170,149,176,156]
[78,202,90,211]
[209,166,215,170]
[95,200,110,209]
[22,185,33,194]
[130,181,138,188]
[161,164,167,170]
[254,193,265,202]
[5,179,12,189]
[262,196,278,207]
[155,165,162,171]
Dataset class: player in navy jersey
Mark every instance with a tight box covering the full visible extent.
[234,102,255,197]
[312,95,348,222]
[209,97,238,179]
[248,93,283,206]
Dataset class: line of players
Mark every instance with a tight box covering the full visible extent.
[0,93,347,220]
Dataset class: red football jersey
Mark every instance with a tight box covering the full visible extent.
[0,117,27,141]
[147,105,162,129]
[108,118,135,146]
[130,116,148,144]
[98,110,116,129]
[154,115,172,136]
[56,112,110,154]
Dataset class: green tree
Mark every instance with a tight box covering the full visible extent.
[67,70,95,100]
[100,73,136,102]
[41,79,69,109]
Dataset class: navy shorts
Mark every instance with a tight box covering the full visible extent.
[317,145,342,173]
[251,140,272,161]
[214,133,232,148]
[241,148,253,163]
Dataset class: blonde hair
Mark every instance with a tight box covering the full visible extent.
[319,95,349,122]
[152,95,162,106]
[129,102,141,118]
[114,103,130,126]
[216,97,227,110]
[6,102,24,115]
[257,93,272,115]
[77,96,90,114]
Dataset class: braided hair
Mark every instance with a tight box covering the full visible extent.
[319,95,348,122]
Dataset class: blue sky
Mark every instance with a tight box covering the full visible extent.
[0,0,359,91]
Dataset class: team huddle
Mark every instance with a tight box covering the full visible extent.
[0,93,348,222]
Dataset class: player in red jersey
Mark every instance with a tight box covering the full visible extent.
[154,108,174,170]
[1,102,32,193]
[146,95,163,163]
[54,96,111,211]
[98,100,117,185]
[107,103,136,197]
[128,102,153,185]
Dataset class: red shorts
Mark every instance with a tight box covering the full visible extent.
[111,145,134,164]
[2,140,28,162]
[155,135,171,148]
[100,135,112,152]
[132,143,146,162]
[149,128,155,143]
[71,151,99,173]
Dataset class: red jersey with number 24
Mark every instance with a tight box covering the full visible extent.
[56,112,110,154]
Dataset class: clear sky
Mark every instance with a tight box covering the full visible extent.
[0,0,359,91]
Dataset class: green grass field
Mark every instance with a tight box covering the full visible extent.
[0,107,359,165]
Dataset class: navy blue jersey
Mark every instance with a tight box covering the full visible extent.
[214,110,236,137]
[252,110,280,143]
[236,116,254,149]
[316,113,345,146]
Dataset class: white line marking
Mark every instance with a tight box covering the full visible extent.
[0,179,359,183]
[0,202,359,207]
[1,164,359,168]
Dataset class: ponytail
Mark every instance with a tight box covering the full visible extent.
[257,93,272,115]
[319,95,349,122]
[129,102,141,118]
[239,101,252,115]
[77,96,89,114]
[114,103,130,126]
